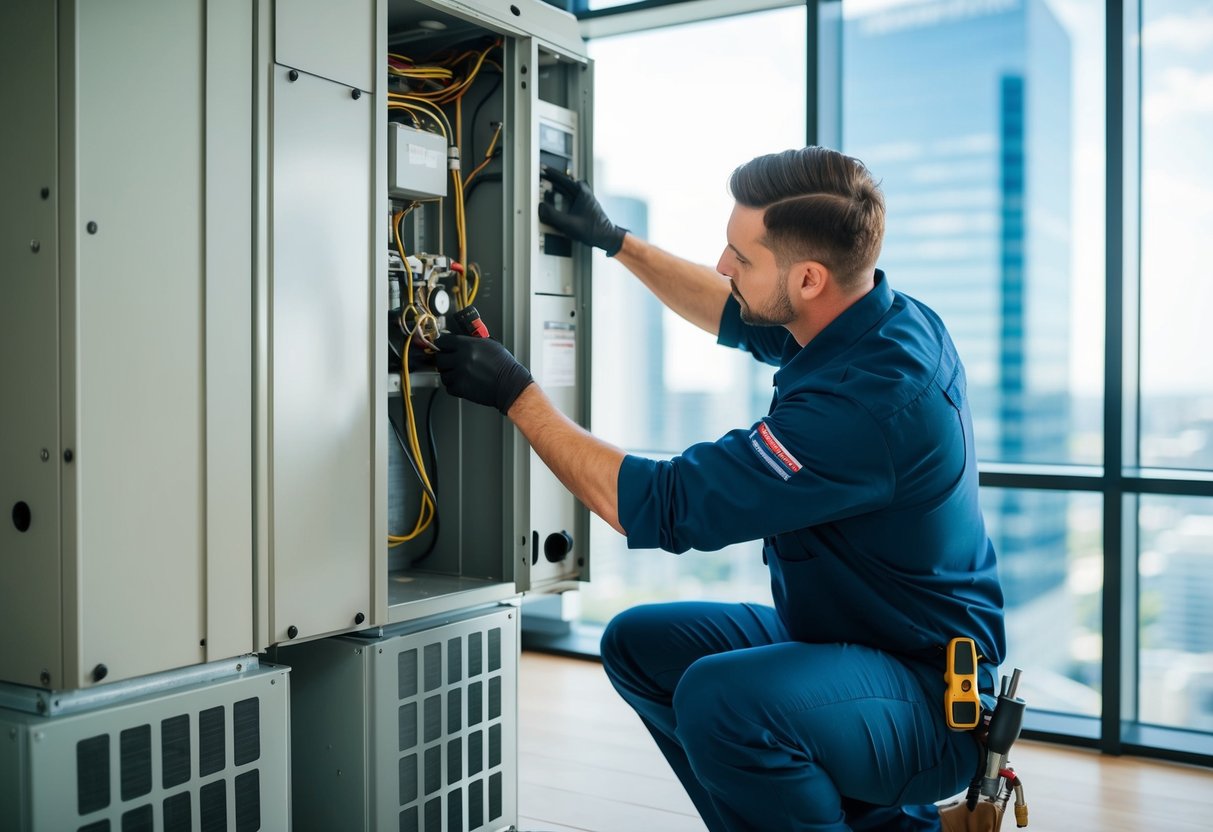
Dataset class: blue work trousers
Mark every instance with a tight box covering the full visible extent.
[600,602,978,831]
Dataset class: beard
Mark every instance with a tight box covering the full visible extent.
[733,274,796,327]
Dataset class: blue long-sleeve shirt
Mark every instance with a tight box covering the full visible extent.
[617,271,1006,668]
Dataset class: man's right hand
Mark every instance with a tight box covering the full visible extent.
[538,167,627,256]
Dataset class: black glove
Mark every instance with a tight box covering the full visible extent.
[434,333,534,415]
[538,166,627,256]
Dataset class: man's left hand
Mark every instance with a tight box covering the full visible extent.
[434,333,534,415]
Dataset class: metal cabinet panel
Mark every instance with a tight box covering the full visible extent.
[270,67,375,642]
[527,294,582,588]
[73,0,208,685]
[276,0,376,92]
[0,662,290,832]
[204,0,256,663]
[0,0,63,689]
[285,606,518,832]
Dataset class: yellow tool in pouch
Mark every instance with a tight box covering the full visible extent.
[944,636,982,730]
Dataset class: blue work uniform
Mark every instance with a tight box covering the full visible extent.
[602,271,1006,832]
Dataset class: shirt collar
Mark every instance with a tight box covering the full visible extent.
[777,269,894,380]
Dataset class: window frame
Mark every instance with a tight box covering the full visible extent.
[549,0,1213,767]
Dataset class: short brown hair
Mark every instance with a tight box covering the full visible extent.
[728,147,885,290]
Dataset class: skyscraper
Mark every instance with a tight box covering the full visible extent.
[842,0,1076,674]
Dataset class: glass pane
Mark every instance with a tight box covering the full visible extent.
[840,0,1105,465]
[1139,495,1213,732]
[581,7,806,624]
[1139,2,1213,470]
[985,488,1102,717]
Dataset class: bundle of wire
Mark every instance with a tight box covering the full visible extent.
[387,39,501,310]
[385,39,503,553]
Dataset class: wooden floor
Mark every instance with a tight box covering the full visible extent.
[517,651,1213,832]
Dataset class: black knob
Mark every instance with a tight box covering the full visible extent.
[286,625,298,640]
[288,69,299,82]
[92,664,108,683]
[354,612,365,625]
[543,530,574,563]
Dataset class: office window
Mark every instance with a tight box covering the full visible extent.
[581,6,807,625]
[1138,495,1213,732]
[1139,0,1213,471]
[984,488,1103,718]
[839,0,1105,466]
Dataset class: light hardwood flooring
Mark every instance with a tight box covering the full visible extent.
[517,651,1213,832]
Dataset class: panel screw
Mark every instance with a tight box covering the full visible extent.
[91,664,108,683]
[354,612,365,625]
[521,81,527,90]
[288,69,299,82]
[521,65,528,75]
[40,449,49,462]
[351,88,361,100]
[35,699,46,714]
[199,638,206,647]
[86,221,97,234]
[40,187,49,199]
[235,663,243,672]
[40,670,51,687]
[30,240,40,253]
[64,449,74,463]
[287,625,298,639]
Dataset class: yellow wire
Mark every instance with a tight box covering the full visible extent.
[393,209,417,307]
[388,99,451,140]
[388,328,435,545]
[464,122,502,189]
[467,263,481,305]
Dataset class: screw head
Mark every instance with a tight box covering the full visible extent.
[351,88,361,100]
[40,449,49,462]
[288,69,299,82]
[30,240,40,253]
[91,664,108,683]
[40,187,50,199]
[354,612,366,625]
[86,221,97,234]
[64,449,74,463]
[39,670,51,687]
[287,625,298,639]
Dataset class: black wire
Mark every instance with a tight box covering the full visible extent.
[411,387,444,566]
[469,71,503,162]
[464,170,502,201]
[388,406,436,507]
[424,386,440,492]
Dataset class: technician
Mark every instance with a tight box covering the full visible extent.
[433,146,1006,832]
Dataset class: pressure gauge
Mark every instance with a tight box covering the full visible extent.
[430,287,451,315]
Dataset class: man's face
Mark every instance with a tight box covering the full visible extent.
[716,204,796,328]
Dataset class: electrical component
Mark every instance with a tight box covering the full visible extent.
[388,123,448,199]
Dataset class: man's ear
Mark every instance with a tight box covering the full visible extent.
[793,260,830,301]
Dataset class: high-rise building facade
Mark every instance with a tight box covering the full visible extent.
[842,0,1078,690]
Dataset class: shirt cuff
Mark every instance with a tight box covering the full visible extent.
[716,294,745,349]
[617,453,660,550]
